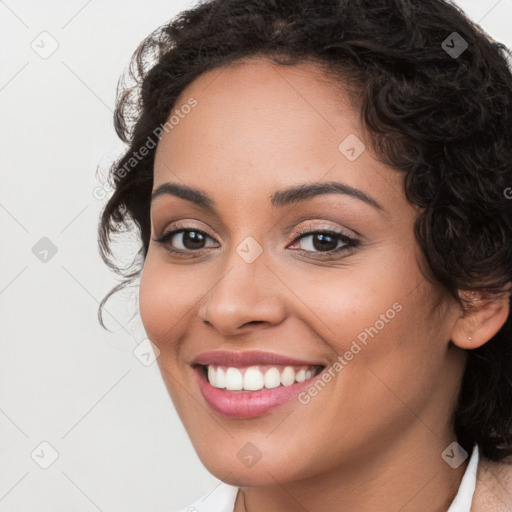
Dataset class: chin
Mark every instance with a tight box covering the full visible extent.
[194,441,314,487]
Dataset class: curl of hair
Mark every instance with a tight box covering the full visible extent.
[98,0,512,462]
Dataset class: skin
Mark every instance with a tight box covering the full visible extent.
[138,57,510,512]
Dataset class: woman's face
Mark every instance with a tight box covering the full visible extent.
[139,58,465,487]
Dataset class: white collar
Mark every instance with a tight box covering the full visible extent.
[446,443,479,512]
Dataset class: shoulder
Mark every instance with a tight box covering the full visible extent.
[472,449,512,511]
[175,481,240,512]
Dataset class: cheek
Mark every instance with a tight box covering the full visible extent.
[318,277,444,430]
[288,249,440,391]
[138,255,191,346]
[282,258,404,349]
[139,258,163,341]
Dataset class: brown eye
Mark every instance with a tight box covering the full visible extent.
[289,228,359,256]
[297,232,340,252]
[171,230,207,250]
[154,227,217,253]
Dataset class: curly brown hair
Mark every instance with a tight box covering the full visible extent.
[98,0,512,462]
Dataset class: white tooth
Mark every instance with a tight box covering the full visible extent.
[243,366,264,391]
[295,369,306,382]
[264,367,281,389]
[215,367,227,388]
[208,366,217,387]
[281,366,296,386]
[212,365,317,391]
[225,367,243,390]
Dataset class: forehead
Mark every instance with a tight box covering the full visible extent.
[152,57,402,213]
[156,58,354,159]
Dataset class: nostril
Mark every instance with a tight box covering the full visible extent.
[243,321,265,327]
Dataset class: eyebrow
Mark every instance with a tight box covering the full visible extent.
[151,181,384,212]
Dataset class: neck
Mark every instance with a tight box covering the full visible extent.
[234,430,470,512]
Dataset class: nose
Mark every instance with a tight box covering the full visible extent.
[197,248,287,336]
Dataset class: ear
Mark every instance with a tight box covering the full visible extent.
[450,287,511,349]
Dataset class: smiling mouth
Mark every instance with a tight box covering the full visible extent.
[197,363,325,392]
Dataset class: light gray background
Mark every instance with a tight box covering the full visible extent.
[1,1,511,510]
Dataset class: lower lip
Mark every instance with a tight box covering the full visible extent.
[194,366,322,418]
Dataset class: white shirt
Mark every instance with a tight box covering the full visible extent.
[446,443,479,512]
[178,444,479,512]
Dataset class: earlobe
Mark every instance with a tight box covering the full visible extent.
[450,288,511,350]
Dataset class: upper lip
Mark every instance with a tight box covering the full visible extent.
[191,350,326,368]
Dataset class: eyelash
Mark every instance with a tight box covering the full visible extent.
[153,223,360,258]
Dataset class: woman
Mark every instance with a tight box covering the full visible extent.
[98,0,512,510]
